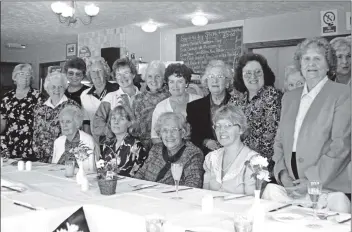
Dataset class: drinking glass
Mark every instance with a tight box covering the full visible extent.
[65,160,75,177]
[307,180,322,218]
[171,163,183,200]
[233,213,253,232]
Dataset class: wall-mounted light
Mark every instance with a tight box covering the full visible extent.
[192,15,208,26]
[141,21,158,33]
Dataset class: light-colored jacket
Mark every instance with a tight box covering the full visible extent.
[203,146,258,195]
[52,130,98,172]
[273,80,351,193]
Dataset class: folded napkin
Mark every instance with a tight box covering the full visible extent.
[1,179,27,193]
[53,207,90,232]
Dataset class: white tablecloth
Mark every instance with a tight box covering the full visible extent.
[1,161,351,232]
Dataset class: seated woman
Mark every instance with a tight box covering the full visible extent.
[265,37,351,213]
[101,105,148,177]
[52,105,98,173]
[135,112,204,188]
[203,105,258,195]
[283,64,305,92]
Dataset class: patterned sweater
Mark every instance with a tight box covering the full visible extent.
[134,141,204,188]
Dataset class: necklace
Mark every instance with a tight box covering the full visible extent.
[222,144,244,172]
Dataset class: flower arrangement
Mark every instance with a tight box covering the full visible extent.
[56,222,83,232]
[96,157,120,180]
[245,155,270,189]
[69,142,93,162]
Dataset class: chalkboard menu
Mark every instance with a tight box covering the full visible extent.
[176,27,243,74]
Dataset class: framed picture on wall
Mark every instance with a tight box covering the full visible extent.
[66,43,77,59]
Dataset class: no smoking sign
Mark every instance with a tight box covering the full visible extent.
[321,10,338,35]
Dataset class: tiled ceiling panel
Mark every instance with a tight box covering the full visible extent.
[1,1,349,45]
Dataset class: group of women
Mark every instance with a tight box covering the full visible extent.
[0,35,350,213]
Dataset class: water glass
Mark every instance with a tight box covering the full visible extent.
[65,160,75,177]
[233,214,253,232]
[307,181,322,218]
[171,163,183,200]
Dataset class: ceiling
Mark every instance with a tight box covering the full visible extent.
[1,1,350,45]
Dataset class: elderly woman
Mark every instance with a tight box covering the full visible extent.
[187,60,233,155]
[101,105,148,177]
[0,64,41,160]
[52,105,97,172]
[93,58,140,143]
[131,61,170,151]
[229,53,282,173]
[151,64,202,144]
[81,57,119,135]
[63,57,90,106]
[283,64,305,92]
[266,37,351,213]
[203,105,259,195]
[330,36,351,85]
[135,112,204,188]
[32,72,79,163]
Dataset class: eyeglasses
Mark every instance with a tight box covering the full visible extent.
[212,123,240,131]
[243,69,263,79]
[160,127,182,135]
[50,85,64,91]
[208,75,226,80]
[67,71,83,78]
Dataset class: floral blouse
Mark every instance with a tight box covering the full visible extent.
[0,88,42,159]
[229,86,282,172]
[56,132,80,168]
[32,97,80,163]
[131,86,170,150]
[101,134,148,177]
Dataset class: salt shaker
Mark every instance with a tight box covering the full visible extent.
[25,161,32,171]
[81,177,89,192]
[18,161,25,171]
[202,194,214,213]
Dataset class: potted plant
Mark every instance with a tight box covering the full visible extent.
[96,158,120,195]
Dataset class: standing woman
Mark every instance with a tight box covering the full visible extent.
[229,53,282,173]
[330,36,351,85]
[131,60,170,151]
[32,72,80,163]
[0,64,41,160]
[64,57,90,106]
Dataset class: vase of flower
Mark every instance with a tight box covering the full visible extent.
[69,142,93,186]
[96,158,120,195]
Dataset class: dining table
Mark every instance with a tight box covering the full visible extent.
[1,159,351,232]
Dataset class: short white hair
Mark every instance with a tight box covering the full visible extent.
[154,112,191,139]
[86,56,111,82]
[12,63,34,84]
[201,60,233,89]
[44,72,69,93]
[59,105,83,128]
[142,60,166,81]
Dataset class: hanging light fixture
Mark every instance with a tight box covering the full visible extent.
[51,1,99,26]
[192,15,208,26]
[141,20,158,33]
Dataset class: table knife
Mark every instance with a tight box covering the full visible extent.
[132,184,158,191]
[223,195,249,201]
[162,187,193,193]
[268,203,292,212]
[13,200,37,210]
[1,185,22,193]
[338,217,351,224]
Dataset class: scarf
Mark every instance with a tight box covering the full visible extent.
[155,144,186,182]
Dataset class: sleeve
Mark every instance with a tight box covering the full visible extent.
[151,105,161,139]
[183,151,205,188]
[92,101,114,143]
[186,103,203,149]
[134,146,155,180]
[130,140,149,176]
[0,94,9,120]
[202,153,212,189]
[131,96,142,120]
[32,105,40,155]
[273,94,288,184]
[243,161,256,195]
[304,91,351,185]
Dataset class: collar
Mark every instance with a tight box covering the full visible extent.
[87,81,117,95]
[44,95,68,108]
[116,85,140,96]
[301,76,328,99]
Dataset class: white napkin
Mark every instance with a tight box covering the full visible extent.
[1,179,27,193]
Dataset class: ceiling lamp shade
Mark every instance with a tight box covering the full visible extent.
[51,1,66,14]
[85,4,100,16]
[192,15,208,26]
[141,21,158,33]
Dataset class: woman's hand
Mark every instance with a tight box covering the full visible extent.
[285,178,309,199]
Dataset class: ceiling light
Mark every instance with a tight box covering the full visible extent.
[51,1,99,26]
[192,15,208,26]
[141,21,158,33]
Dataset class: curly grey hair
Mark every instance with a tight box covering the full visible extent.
[12,63,34,84]
[212,104,248,134]
[44,72,69,93]
[142,60,166,81]
[293,37,336,78]
[330,36,351,51]
[201,60,234,89]
[154,112,191,139]
[59,105,84,129]
[86,56,111,82]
